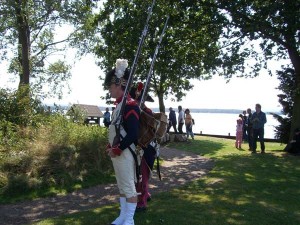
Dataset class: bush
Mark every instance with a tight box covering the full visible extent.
[0,86,45,128]
[0,112,112,201]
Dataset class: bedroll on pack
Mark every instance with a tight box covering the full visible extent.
[138,111,168,148]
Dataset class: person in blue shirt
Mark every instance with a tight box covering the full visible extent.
[103,107,111,127]
[167,107,177,133]
[251,103,267,153]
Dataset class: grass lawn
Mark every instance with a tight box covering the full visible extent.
[35,136,300,225]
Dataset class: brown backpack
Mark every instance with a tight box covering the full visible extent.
[138,111,168,147]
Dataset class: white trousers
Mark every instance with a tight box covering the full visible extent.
[111,148,137,198]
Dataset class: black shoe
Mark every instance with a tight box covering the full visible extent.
[251,151,257,154]
[136,206,147,212]
[261,151,265,154]
[147,196,152,202]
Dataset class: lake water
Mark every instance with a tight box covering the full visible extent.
[172,112,279,139]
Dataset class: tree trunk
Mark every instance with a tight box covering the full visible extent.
[288,48,300,140]
[157,92,165,113]
[15,0,30,86]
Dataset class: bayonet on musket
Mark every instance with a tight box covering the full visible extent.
[112,0,156,146]
[139,15,169,108]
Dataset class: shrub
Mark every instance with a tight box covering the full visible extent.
[0,110,112,201]
[0,86,44,128]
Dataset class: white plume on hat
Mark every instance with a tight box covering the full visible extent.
[115,59,128,78]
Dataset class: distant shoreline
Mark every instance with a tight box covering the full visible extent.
[151,108,281,115]
[48,104,282,115]
[99,106,281,114]
[98,106,281,115]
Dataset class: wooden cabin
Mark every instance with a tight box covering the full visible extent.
[68,104,103,125]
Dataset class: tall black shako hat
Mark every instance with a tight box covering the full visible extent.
[129,82,154,102]
[104,59,130,88]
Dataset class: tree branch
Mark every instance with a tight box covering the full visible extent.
[33,37,74,57]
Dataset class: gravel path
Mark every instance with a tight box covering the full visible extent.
[0,146,214,225]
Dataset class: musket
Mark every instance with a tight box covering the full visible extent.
[139,15,169,108]
[139,16,169,182]
[112,0,156,146]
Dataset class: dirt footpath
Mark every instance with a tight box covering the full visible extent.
[0,147,214,225]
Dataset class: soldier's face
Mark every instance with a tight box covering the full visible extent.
[109,83,122,99]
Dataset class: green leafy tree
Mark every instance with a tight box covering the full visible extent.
[72,0,300,140]
[74,0,228,112]
[0,0,96,99]
[214,0,300,140]
[271,67,295,143]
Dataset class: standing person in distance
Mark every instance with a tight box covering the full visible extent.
[167,107,177,133]
[103,107,111,128]
[246,108,253,151]
[235,115,244,149]
[177,105,184,134]
[184,108,194,140]
[104,59,140,225]
[251,104,267,154]
[242,110,248,142]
